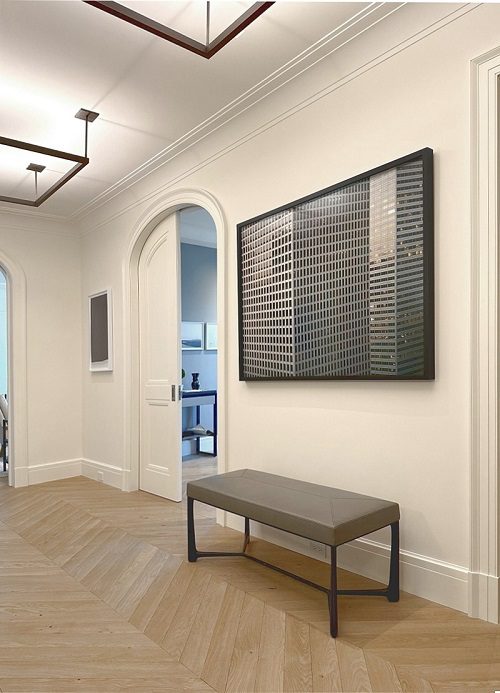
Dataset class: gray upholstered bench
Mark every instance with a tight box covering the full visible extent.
[187,468,400,637]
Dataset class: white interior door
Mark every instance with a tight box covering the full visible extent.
[139,213,182,501]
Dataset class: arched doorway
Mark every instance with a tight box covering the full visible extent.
[123,189,227,496]
[0,252,28,487]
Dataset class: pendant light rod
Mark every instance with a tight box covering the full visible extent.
[26,163,45,198]
[75,108,99,158]
[206,1,210,47]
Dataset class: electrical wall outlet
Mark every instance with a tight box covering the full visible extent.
[309,540,326,559]
[97,471,104,482]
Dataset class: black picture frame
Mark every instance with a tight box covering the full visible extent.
[237,148,434,381]
[89,289,113,372]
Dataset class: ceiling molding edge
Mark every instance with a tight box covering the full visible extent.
[0,223,80,239]
[0,204,68,224]
[78,2,478,236]
[0,205,79,236]
[72,1,402,220]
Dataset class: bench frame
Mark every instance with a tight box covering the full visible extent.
[187,496,399,637]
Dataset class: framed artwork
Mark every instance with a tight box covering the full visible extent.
[237,148,434,381]
[182,321,204,350]
[205,323,218,351]
[89,289,113,371]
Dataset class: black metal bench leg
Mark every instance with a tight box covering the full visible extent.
[187,496,198,562]
[329,546,338,638]
[243,517,250,552]
[387,521,400,602]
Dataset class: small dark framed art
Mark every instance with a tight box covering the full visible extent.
[89,289,113,372]
[237,148,434,381]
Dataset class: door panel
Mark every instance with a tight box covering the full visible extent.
[139,213,181,501]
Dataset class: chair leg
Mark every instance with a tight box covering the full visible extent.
[329,546,338,637]
[387,521,400,602]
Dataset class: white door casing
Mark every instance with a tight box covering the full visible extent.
[138,213,182,501]
[470,49,500,622]
[0,247,28,488]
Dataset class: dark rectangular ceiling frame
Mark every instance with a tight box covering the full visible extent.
[83,1,274,58]
[0,135,88,207]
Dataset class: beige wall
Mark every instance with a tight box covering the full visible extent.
[78,3,500,609]
[0,210,82,483]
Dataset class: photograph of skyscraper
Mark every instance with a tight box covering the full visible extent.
[239,152,430,379]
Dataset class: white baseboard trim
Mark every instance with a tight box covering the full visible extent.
[340,536,468,613]
[12,465,29,487]
[468,571,500,622]
[81,458,123,489]
[23,458,82,485]
[12,458,125,490]
[224,515,469,613]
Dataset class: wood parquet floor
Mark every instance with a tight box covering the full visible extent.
[0,469,499,692]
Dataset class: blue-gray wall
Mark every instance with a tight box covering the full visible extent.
[181,243,217,453]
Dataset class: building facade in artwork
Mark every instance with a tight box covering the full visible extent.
[239,158,425,379]
[368,160,424,376]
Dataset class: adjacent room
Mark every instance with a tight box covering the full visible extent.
[1,1,500,690]
[180,207,218,494]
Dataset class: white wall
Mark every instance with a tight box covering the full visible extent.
[0,210,82,484]
[77,4,500,610]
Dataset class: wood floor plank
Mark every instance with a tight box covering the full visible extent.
[162,566,212,660]
[113,547,166,617]
[255,604,286,693]
[395,666,435,692]
[364,650,403,692]
[201,584,246,692]
[226,593,265,693]
[129,553,183,631]
[51,518,107,566]
[283,615,313,693]
[431,681,500,692]
[62,526,124,579]
[337,638,373,692]
[310,623,342,692]
[144,561,196,644]
[180,575,228,677]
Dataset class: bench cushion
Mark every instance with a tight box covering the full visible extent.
[187,469,399,547]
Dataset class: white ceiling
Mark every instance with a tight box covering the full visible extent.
[0,1,397,218]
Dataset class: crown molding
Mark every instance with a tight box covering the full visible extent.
[0,204,68,224]
[0,205,80,238]
[78,2,479,236]
[72,1,404,221]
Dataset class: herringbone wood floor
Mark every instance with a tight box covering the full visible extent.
[0,467,499,692]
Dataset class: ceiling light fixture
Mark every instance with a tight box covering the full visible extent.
[83,1,274,59]
[0,108,99,208]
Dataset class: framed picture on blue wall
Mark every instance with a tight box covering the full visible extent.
[205,323,217,351]
[181,321,204,350]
